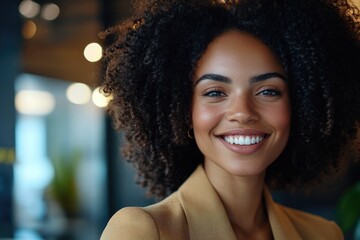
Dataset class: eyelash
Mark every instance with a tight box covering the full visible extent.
[202,88,226,97]
[202,88,281,97]
[256,88,281,97]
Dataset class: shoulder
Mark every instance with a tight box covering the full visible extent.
[100,207,159,240]
[280,205,344,240]
[101,192,188,240]
[144,192,189,239]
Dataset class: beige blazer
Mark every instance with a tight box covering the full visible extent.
[101,165,344,239]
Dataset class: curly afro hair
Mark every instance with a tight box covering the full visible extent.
[101,0,360,198]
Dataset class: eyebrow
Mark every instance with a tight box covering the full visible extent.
[193,72,286,87]
[193,74,231,87]
[250,72,287,84]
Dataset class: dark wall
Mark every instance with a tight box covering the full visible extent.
[0,0,21,237]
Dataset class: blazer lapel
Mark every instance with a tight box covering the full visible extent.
[178,165,237,240]
[177,165,303,240]
[264,188,302,240]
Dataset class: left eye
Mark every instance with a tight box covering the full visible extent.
[203,90,226,97]
[257,89,281,96]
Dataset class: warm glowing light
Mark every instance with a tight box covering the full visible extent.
[41,3,60,21]
[19,0,40,18]
[22,20,37,39]
[15,90,55,115]
[83,43,103,62]
[66,83,92,105]
[92,87,112,108]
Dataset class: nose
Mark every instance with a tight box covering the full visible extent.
[225,94,260,124]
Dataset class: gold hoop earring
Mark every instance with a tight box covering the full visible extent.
[187,128,194,139]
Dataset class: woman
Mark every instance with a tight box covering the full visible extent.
[100,0,360,239]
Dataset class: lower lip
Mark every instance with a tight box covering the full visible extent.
[219,136,268,155]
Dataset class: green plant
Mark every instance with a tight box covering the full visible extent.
[48,150,82,217]
[337,182,360,235]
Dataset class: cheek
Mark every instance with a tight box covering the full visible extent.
[270,102,291,135]
[191,103,222,133]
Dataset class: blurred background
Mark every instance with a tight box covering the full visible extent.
[1,0,155,239]
[0,0,359,239]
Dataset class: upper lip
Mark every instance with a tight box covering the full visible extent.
[216,129,269,137]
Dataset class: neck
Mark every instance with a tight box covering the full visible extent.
[204,162,271,238]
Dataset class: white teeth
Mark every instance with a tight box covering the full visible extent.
[224,135,264,146]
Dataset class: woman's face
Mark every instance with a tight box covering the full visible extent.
[192,30,291,178]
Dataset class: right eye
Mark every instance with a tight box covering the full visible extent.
[202,89,226,97]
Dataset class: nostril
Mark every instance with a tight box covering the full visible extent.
[225,110,260,124]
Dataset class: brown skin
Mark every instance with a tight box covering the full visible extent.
[191,30,291,239]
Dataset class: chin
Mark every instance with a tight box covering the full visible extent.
[219,161,270,178]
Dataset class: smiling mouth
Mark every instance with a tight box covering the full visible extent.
[223,135,268,146]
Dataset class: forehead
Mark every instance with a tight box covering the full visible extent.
[194,30,284,78]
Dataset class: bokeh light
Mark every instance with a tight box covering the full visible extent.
[41,3,60,21]
[83,42,103,62]
[66,83,92,105]
[19,0,40,18]
[92,87,112,108]
[22,20,37,39]
[15,90,55,116]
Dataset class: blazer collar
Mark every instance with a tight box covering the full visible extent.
[178,165,237,239]
[264,187,302,239]
[177,165,302,240]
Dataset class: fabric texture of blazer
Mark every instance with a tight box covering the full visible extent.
[101,165,344,240]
